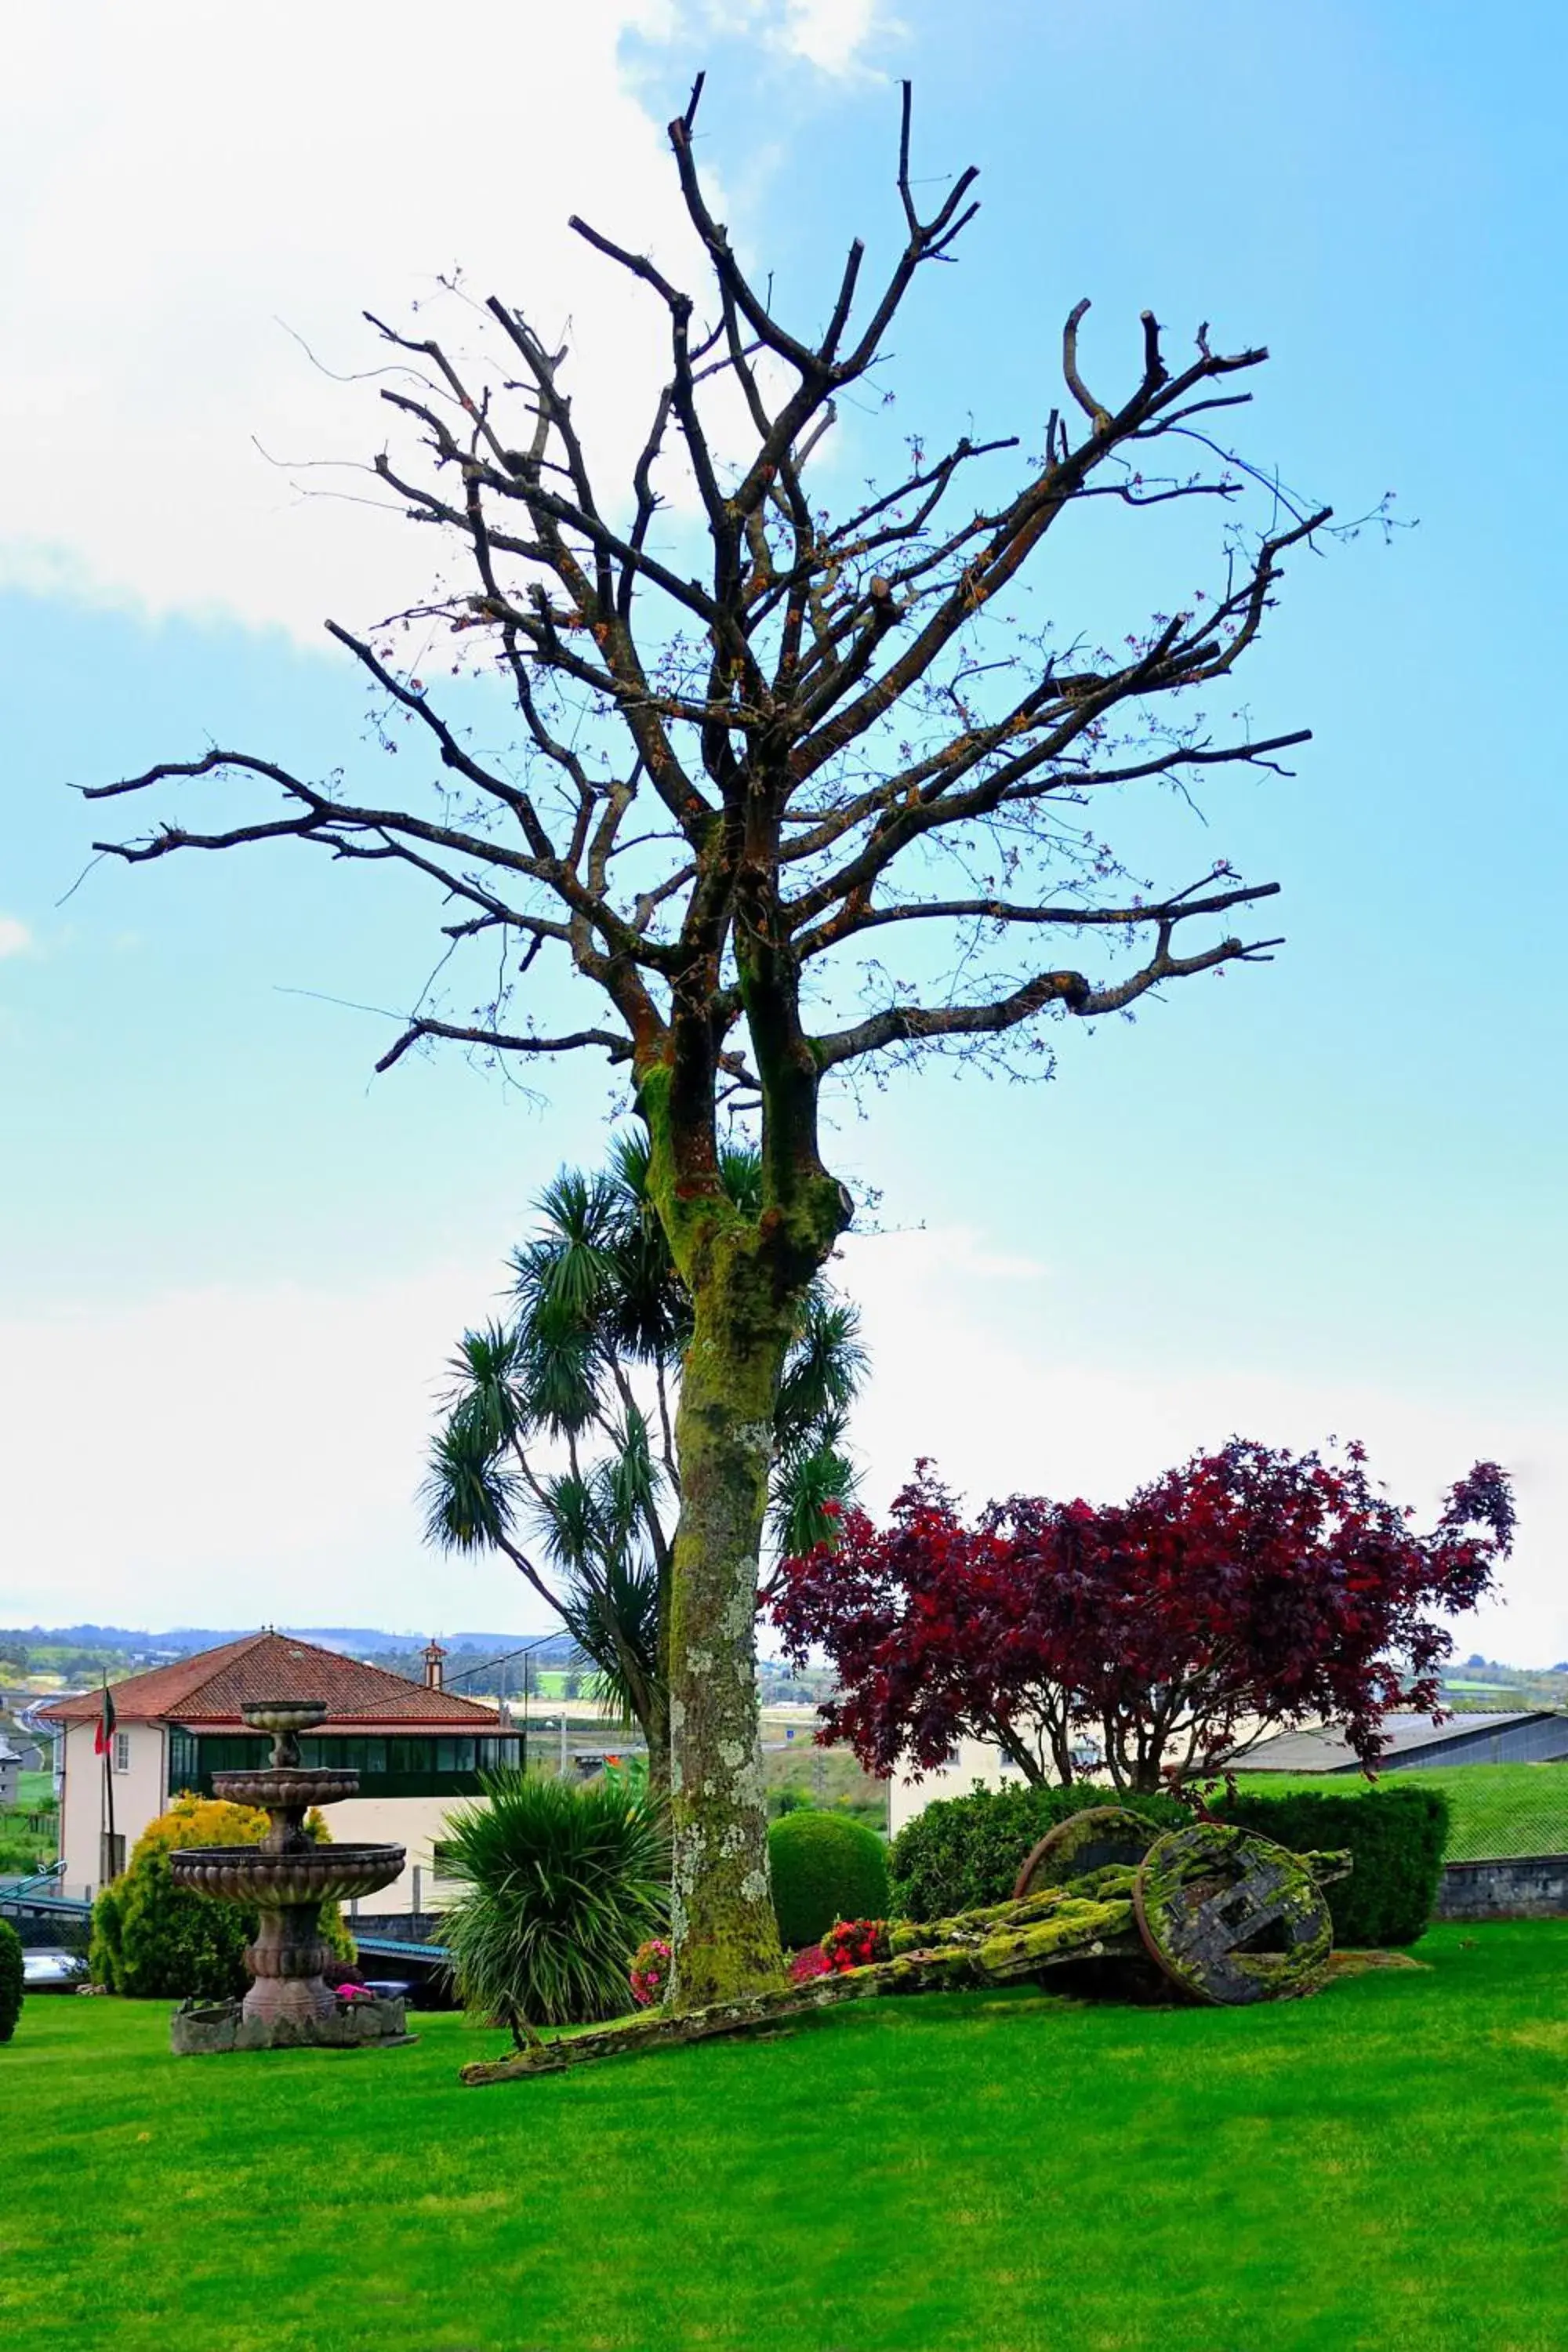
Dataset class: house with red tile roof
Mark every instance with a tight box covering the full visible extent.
[38,1629,522,1911]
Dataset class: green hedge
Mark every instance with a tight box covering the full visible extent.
[887,1779,1450,1948]
[0,1919,22,2044]
[1221,1784,1449,1947]
[888,1784,1185,1921]
[769,1811,890,1948]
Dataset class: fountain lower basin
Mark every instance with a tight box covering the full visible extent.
[171,1841,405,1909]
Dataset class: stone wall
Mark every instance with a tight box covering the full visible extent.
[1434,1853,1568,1921]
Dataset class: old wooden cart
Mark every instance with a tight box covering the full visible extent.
[460,1813,1350,2086]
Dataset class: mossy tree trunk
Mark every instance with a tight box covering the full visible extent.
[637,914,850,2007]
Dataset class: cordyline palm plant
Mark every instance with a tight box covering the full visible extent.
[423,1131,866,1788]
[438,1770,670,2042]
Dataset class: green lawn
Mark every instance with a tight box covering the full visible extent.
[1234,1764,1568,1862]
[2,1923,1564,2352]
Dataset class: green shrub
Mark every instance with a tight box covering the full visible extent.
[768,1810,890,1948]
[91,1793,354,2000]
[885,1777,1449,1948]
[437,1769,669,2038]
[88,1881,125,1990]
[887,1783,1185,1922]
[1218,1783,1449,1947]
[0,1919,23,2043]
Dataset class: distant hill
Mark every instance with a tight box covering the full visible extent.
[2,1624,562,1654]
[1438,1656,1568,1712]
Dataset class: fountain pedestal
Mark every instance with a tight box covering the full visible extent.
[169,1700,412,2055]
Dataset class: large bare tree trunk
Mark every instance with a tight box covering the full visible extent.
[665,1250,794,2007]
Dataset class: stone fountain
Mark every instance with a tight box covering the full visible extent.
[169,1699,412,2055]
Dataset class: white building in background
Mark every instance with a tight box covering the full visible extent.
[38,1629,522,1911]
[887,1736,1058,1837]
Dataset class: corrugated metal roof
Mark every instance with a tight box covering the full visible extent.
[1239,1709,1559,1773]
[35,1630,503,1729]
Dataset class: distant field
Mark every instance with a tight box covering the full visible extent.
[761,1735,886,1826]
[1235,1762,1568,1862]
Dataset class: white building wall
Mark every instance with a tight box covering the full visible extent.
[57,1718,168,1899]
[887,1736,1046,1838]
[324,1792,476,1915]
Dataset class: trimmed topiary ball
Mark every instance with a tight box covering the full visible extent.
[0,1918,24,2044]
[769,1810,890,1950]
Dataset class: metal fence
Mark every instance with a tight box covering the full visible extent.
[1419,1765,1568,1863]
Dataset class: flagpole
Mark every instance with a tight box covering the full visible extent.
[98,1682,118,1887]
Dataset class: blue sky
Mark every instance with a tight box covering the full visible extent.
[3,0,1563,1659]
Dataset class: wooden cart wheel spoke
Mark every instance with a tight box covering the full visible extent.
[1132,1824,1334,2005]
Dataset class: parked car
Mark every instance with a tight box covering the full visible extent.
[21,1948,89,1992]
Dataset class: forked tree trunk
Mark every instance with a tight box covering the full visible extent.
[666,1253,795,2008]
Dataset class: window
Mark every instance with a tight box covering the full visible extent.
[113,1731,130,1774]
[168,1726,522,1798]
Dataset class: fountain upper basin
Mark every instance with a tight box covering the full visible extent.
[211,1768,361,1811]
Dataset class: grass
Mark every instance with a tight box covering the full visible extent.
[0,1772,57,1877]
[2,1922,1564,2351]
[762,1737,887,1825]
[1235,1764,1568,1862]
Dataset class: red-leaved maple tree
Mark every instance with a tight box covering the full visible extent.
[771,1441,1515,1791]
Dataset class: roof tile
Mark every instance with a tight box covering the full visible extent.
[37,1630,503,1729]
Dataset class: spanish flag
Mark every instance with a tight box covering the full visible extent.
[93,1682,117,1758]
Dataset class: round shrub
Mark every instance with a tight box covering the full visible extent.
[0,1919,24,2043]
[90,1792,354,2000]
[768,1809,889,1949]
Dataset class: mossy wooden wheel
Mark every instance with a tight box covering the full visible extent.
[1133,1823,1334,2005]
[1012,1808,1161,1901]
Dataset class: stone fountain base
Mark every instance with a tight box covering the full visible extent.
[172,1989,415,2056]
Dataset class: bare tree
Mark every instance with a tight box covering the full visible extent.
[85,78,1339,2006]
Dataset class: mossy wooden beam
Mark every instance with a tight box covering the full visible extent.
[459,1891,1141,2085]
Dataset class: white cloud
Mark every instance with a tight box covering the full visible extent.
[0,1268,523,1633]
[0,917,34,959]
[0,1,883,645]
[691,0,894,74]
[781,0,893,74]
[6,1232,1559,1667]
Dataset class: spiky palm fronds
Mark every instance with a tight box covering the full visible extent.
[421,1402,520,1553]
[557,1543,662,1737]
[777,1294,868,1457]
[437,1771,669,2041]
[424,1130,868,1761]
[771,1418,862,1560]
